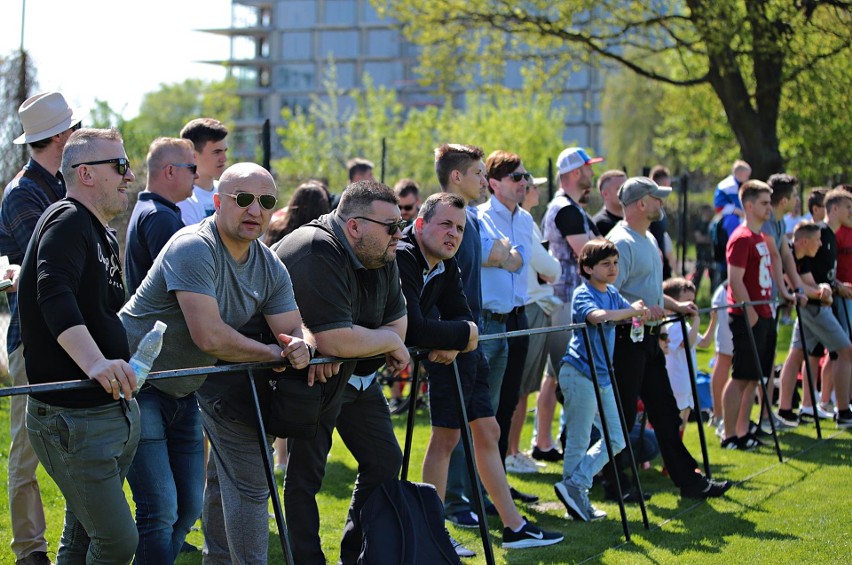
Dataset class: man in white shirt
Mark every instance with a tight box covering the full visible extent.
[177,118,228,225]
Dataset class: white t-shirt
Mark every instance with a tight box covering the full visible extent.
[664,321,696,410]
[177,183,218,226]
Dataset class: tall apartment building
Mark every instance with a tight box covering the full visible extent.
[202,0,604,159]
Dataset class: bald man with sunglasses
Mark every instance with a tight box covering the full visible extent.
[119,163,323,564]
[124,137,198,295]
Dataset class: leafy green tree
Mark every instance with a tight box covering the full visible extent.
[374,0,852,180]
[274,71,568,199]
[89,78,239,173]
[0,50,37,187]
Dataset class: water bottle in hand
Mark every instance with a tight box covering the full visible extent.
[122,321,167,398]
[630,317,644,343]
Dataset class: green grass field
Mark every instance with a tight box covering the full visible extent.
[1,321,849,564]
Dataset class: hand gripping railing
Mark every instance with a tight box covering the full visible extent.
[3,298,828,563]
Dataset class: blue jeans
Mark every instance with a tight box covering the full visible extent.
[26,397,140,565]
[127,388,204,564]
[479,317,508,410]
[558,363,626,490]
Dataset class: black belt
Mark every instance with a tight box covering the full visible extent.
[482,306,525,324]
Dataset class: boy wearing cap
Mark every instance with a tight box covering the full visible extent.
[605,177,731,499]
[0,91,86,565]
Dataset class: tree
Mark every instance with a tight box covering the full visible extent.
[0,50,37,188]
[274,69,568,199]
[90,78,240,171]
[375,0,852,180]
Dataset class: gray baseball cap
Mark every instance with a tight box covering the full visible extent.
[618,176,672,206]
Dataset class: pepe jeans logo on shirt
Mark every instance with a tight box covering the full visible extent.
[97,243,124,290]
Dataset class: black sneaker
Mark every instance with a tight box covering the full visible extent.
[681,476,732,499]
[836,409,852,429]
[446,511,479,529]
[604,486,651,503]
[531,446,563,462]
[388,397,409,415]
[510,486,539,503]
[501,518,563,549]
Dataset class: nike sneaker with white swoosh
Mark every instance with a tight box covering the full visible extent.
[501,517,563,549]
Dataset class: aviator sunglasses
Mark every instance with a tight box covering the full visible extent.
[220,192,278,210]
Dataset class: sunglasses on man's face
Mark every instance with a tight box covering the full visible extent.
[399,204,416,212]
[71,157,131,176]
[171,163,197,175]
[220,192,278,210]
[352,216,407,235]
[505,172,532,183]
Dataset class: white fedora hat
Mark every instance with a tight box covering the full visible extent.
[13,91,87,145]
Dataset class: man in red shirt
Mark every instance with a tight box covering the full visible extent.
[722,180,775,449]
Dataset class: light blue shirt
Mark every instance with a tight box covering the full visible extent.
[348,370,377,391]
[477,196,533,313]
[564,282,631,386]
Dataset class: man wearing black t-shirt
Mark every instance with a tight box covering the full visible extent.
[541,147,605,369]
[277,181,409,565]
[19,128,140,563]
[591,169,627,237]
[777,189,852,428]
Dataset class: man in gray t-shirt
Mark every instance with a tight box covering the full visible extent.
[605,177,731,501]
[119,163,318,564]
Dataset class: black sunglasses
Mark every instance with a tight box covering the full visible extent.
[352,216,407,235]
[220,192,278,210]
[171,163,197,175]
[505,172,532,183]
[71,157,131,176]
[399,204,416,212]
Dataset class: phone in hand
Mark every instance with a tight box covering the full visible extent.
[0,279,12,291]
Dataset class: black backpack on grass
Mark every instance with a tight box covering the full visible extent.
[357,479,460,565]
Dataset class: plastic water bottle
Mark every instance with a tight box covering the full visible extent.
[121,321,167,398]
[630,317,644,343]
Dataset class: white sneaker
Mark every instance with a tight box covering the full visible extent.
[818,401,836,415]
[446,531,476,558]
[800,404,833,420]
[505,453,539,474]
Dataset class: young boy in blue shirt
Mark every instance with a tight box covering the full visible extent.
[555,240,647,522]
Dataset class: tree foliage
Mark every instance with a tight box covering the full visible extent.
[273,70,569,199]
[90,78,240,173]
[0,50,37,189]
[375,0,852,180]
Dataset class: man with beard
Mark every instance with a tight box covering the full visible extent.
[541,147,605,390]
[120,163,313,564]
[604,177,730,500]
[18,128,141,563]
[276,180,410,565]
[591,169,628,237]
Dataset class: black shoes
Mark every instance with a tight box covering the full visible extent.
[531,445,563,462]
[510,486,540,503]
[681,476,732,499]
[604,486,652,503]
